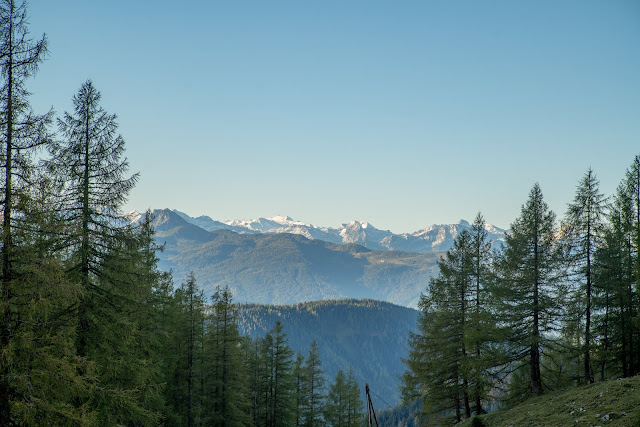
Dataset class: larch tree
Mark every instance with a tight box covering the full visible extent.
[270,321,295,426]
[402,229,477,422]
[467,212,495,414]
[204,285,251,426]
[303,340,326,427]
[593,205,626,380]
[293,352,306,426]
[324,367,362,427]
[492,183,566,399]
[47,80,161,424]
[324,369,348,426]
[0,0,57,423]
[563,168,607,384]
[623,155,640,374]
[49,79,138,358]
[345,367,363,426]
[255,321,295,427]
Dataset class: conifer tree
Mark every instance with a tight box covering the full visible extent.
[49,79,139,358]
[564,168,607,384]
[1,178,95,424]
[245,336,262,426]
[467,212,494,414]
[47,80,161,424]
[402,229,478,422]
[270,321,295,426]
[324,368,362,427]
[597,175,639,378]
[303,340,326,426]
[324,369,348,426]
[204,285,251,426]
[623,155,640,374]
[255,321,295,426]
[345,367,363,426]
[593,210,625,380]
[125,212,174,418]
[492,183,565,399]
[293,352,306,426]
[0,0,51,422]
[183,274,205,427]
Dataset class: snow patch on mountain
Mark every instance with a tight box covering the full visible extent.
[154,209,507,254]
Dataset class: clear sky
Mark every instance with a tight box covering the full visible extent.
[26,0,640,233]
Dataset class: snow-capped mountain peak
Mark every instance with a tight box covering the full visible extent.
[154,209,506,254]
[123,210,143,223]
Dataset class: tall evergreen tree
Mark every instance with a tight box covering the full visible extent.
[1,177,95,424]
[596,166,640,378]
[293,352,306,426]
[324,368,363,427]
[47,80,159,424]
[204,285,251,426]
[564,168,607,384]
[402,229,484,422]
[0,0,51,422]
[345,367,363,426]
[49,79,138,358]
[593,208,626,380]
[324,369,348,426]
[492,183,565,399]
[467,212,494,414]
[303,340,326,426]
[255,321,295,426]
[183,274,205,427]
[623,155,640,374]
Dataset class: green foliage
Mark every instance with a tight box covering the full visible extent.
[377,398,421,427]
[492,184,567,399]
[563,168,607,384]
[324,368,363,426]
[237,299,418,406]
[203,285,251,426]
[303,340,326,426]
[404,160,640,424]
[402,213,496,422]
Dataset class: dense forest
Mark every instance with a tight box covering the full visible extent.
[0,2,368,425]
[402,161,640,424]
[236,299,418,406]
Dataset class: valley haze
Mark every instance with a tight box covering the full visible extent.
[138,208,506,308]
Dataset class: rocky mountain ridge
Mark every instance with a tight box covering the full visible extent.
[167,209,506,253]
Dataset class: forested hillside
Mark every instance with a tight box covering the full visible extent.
[152,208,440,307]
[236,299,419,406]
[403,163,640,425]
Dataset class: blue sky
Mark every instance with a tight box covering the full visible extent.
[27,0,640,233]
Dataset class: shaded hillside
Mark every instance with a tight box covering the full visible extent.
[236,299,419,407]
[460,376,640,427]
[152,209,440,307]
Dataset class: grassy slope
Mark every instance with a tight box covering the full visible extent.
[460,375,640,427]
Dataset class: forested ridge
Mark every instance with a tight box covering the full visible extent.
[402,164,640,424]
[236,299,418,407]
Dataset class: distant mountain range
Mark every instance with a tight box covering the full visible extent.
[167,209,506,254]
[135,209,506,308]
